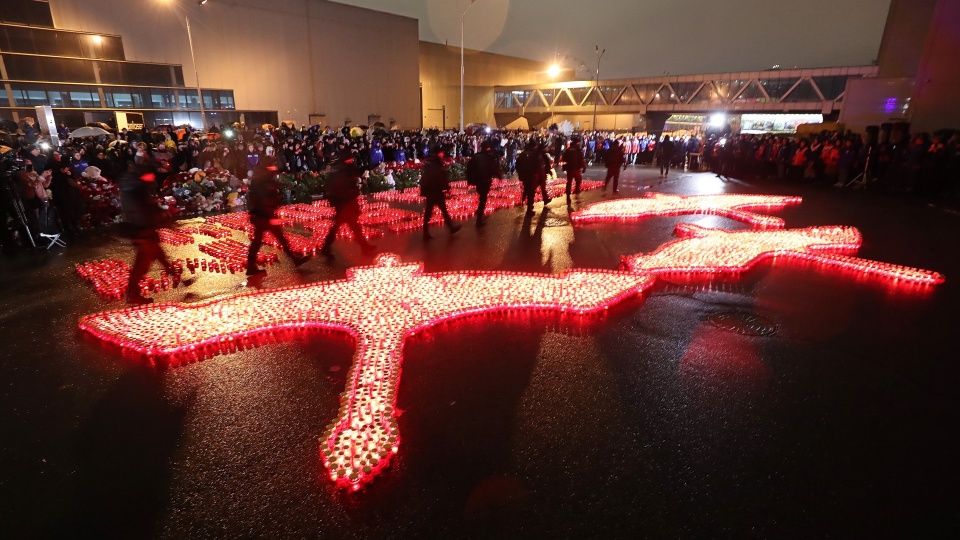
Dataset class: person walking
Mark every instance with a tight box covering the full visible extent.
[466,140,498,227]
[659,135,676,176]
[119,163,181,304]
[245,158,310,275]
[604,139,625,192]
[420,146,460,240]
[561,139,586,202]
[319,150,376,258]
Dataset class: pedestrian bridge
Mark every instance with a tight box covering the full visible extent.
[493,65,878,130]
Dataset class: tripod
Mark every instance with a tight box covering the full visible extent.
[845,145,872,189]
[1,176,37,248]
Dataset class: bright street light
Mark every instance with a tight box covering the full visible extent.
[547,64,561,78]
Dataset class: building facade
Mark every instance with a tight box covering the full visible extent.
[1,0,421,130]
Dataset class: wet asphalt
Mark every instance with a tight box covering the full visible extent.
[1,166,959,539]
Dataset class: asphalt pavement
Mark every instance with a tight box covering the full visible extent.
[1,165,958,539]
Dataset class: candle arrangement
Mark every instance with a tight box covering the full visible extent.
[571,193,803,228]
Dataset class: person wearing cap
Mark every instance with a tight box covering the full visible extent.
[245,158,310,275]
[419,146,460,239]
[318,149,376,258]
[561,139,587,202]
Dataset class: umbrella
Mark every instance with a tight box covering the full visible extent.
[0,119,18,132]
[107,140,128,149]
[69,126,110,138]
[373,127,390,136]
[349,126,365,138]
[465,123,489,135]
[373,121,386,128]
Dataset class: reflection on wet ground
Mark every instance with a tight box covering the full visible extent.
[2,167,959,538]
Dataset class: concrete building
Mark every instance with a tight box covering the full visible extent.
[841,0,960,133]
[0,0,421,129]
[418,41,556,130]
[48,0,421,128]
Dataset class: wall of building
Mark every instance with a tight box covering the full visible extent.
[47,0,420,128]
[875,0,937,78]
[843,0,960,133]
[908,0,960,133]
[418,41,556,129]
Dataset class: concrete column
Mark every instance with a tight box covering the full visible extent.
[643,112,670,134]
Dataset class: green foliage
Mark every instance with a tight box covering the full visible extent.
[279,172,327,202]
[446,161,467,181]
[394,168,420,191]
[366,172,392,193]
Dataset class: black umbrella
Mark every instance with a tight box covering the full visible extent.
[0,119,18,132]
[373,121,386,128]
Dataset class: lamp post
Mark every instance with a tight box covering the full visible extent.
[163,0,208,130]
[592,45,605,132]
[460,0,477,133]
[184,13,207,130]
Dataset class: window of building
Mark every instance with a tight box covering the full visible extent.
[104,87,134,108]
[9,84,49,107]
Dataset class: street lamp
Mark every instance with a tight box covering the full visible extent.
[185,11,207,130]
[460,0,477,133]
[163,0,207,130]
[592,45,605,132]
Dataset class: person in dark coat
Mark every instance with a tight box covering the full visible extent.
[119,163,179,304]
[659,135,677,176]
[420,146,460,240]
[48,151,84,236]
[515,140,546,214]
[318,150,376,258]
[604,139,625,192]
[561,139,587,201]
[245,158,309,275]
[466,140,498,227]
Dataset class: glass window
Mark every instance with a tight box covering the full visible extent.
[67,86,100,108]
[672,82,701,103]
[782,79,822,103]
[10,84,49,107]
[99,36,125,61]
[178,92,200,110]
[220,92,234,110]
[46,88,66,107]
[757,78,797,99]
[633,84,661,104]
[812,76,849,100]
[569,87,590,105]
[104,88,134,108]
[149,89,175,109]
[98,61,175,86]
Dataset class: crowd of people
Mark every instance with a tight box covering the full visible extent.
[2,116,959,257]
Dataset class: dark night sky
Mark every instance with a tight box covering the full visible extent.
[333,0,891,79]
